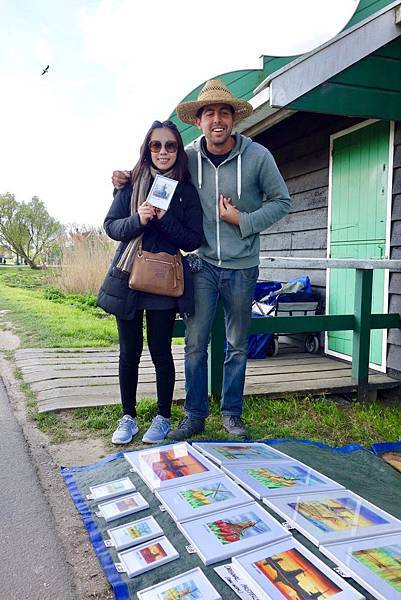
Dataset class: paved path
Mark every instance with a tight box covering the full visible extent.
[0,378,77,600]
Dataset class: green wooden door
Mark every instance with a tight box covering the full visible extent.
[328,121,389,366]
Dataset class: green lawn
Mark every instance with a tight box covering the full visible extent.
[1,266,400,448]
[0,267,118,347]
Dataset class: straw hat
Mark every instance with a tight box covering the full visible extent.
[176,79,253,125]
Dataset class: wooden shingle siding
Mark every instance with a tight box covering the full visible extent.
[255,113,362,298]
[388,122,401,372]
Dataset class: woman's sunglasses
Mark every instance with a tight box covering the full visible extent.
[148,140,178,153]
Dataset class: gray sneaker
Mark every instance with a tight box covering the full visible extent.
[167,416,205,441]
[142,415,171,444]
[112,415,139,444]
[222,415,248,438]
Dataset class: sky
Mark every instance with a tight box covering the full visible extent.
[0,0,359,228]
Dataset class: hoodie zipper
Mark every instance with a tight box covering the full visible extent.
[199,146,241,267]
[215,166,221,265]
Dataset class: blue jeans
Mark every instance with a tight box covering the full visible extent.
[184,260,258,419]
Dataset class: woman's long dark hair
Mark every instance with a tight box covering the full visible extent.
[131,120,190,184]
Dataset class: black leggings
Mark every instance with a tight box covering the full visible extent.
[116,309,177,419]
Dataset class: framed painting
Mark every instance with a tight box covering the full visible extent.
[177,502,290,565]
[105,516,163,551]
[124,442,220,492]
[193,442,291,466]
[97,492,149,523]
[232,537,364,599]
[137,567,222,600]
[116,535,178,578]
[222,461,343,500]
[88,477,135,502]
[321,533,401,600]
[265,490,401,546]
[155,474,253,522]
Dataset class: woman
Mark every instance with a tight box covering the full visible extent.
[97,120,202,444]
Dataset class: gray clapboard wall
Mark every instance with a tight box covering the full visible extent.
[254,113,401,375]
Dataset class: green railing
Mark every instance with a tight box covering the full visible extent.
[173,258,401,401]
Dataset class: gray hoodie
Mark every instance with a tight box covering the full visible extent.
[186,133,291,269]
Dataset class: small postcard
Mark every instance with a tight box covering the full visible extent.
[124,442,220,492]
[137,566,222,600]
[155,474,254,522]
[106,515,162,551]
[117,535,178,578]
[222,461,343,500]
[232,537,364,600]
[321,533,401,600]
[177,502,290,565]
[88,477,135,501]
[192,441,292,465]
[97,492,149,523]
[147,174,178,211]
[265,489,401,546]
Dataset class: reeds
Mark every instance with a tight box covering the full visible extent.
[53,228,116,295]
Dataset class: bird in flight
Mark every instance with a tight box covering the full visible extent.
[41,65,49,75]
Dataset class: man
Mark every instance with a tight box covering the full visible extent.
[113,79,291,440]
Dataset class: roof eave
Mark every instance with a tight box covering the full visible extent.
[260,1,401,108]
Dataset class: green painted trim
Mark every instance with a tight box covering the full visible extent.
[370,313,401,328]
[352,269,373,385]
[249,314,355,334]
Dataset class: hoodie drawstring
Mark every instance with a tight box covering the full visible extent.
[237,154,241,199]
[197,150,202,189]
[197,149,242,199]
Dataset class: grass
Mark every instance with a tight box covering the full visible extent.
[45,393,401,449]
[1,266,400,448]
[0,267,118,347]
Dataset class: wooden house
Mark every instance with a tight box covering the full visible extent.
[170,0,401,379]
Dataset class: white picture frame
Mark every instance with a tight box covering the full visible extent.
[177,502,291,566]
[222,461,343,500]
[105,515,163,551]
[117,535,178,578]
[320,533,401,600]
[124,442,221,492]
[265,489,401,547]
[192,441,292,465]
[88,477,135,501]
[97,492,149,523]
[155,474,254,522]
[137,566,222,600]
[146,174,178,211]
[232,537,365,600]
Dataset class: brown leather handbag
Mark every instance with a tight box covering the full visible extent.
[129,243,184,297]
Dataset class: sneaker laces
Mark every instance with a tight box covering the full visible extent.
[229,416,244,427]
[150,415,170,433]
[118,415,135,432]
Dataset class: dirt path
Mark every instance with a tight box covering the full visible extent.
[0,347,114,599]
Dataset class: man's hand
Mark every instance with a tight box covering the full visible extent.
[138,202,155,225]
[219,194,240,225]
[112,170,130,190]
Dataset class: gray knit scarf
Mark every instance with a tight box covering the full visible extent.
[115,165,175,273]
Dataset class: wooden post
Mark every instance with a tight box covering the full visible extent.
[208,301,225,399]
[352,268,373,401]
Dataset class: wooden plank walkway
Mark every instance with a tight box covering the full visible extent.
[15,345,399,413]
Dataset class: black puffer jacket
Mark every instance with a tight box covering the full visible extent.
[97,181,203,319]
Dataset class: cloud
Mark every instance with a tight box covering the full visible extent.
[0,0,359,226]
